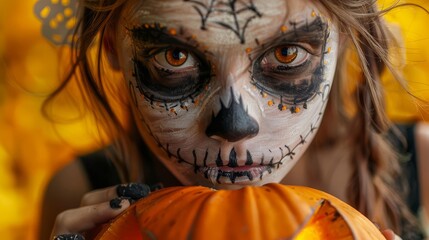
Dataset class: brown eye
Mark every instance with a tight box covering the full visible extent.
[274,46,298,64]
[165,48,188,66]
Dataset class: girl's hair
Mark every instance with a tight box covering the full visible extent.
[316,1,421,237]
[44,0,422,236]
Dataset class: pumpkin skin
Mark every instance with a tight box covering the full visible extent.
[94,184,384,240]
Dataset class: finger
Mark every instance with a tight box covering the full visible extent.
[51,197,131,237]
[116,183,151,200]
[394,235,403,240]
[381,229,395,240]
[80,186,118,206]
[381,229,403,240]
[80,183,151,206]
[53,233,85,240]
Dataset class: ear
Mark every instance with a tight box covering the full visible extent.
[103,27,121,70]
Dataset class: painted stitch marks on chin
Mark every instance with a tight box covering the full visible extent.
[174,147,282,184]
[184,0,262,44]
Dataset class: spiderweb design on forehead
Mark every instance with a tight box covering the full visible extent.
[184,0,262,44]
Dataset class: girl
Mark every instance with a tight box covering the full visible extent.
[38,0,425,239]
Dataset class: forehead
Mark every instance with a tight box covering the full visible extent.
[120,0,330,46]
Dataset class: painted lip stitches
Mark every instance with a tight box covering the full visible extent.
[169,146,286,184]
[199,165,276,184]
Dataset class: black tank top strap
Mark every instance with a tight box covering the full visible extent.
[390,123,425,239]
[394,124,420,214]
[79,150,121,189]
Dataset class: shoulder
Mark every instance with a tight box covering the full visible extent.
[415,123,429,165]
[416,122,429,141]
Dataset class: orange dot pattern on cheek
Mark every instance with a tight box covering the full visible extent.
[181,105,189,111]
[168,28,177,36]
[259,86,310,114]
[251,15,331,116]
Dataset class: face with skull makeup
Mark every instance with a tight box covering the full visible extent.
[113,0,339,189]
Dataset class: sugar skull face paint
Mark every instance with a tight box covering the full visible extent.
[115,0,339,189]
[183,0,262,44]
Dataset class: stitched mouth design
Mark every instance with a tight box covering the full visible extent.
[200,165,275,184]
[165,145,288,184]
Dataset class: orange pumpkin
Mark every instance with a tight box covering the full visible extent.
[93,184,384,240]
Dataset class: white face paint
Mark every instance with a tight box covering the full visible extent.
[115,0,339,189]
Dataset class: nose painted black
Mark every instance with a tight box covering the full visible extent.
[205,91,259,142]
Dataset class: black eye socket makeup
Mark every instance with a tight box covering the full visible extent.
[128,17,329,108]
[251,17,329,105]
[130,24,212,104]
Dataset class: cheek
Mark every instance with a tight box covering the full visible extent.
[246,28,339,155]
[127,73,217,153]
[247,79,329,147]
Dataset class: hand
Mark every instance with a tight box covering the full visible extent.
[381,229,402,240]
[50,183,150,240]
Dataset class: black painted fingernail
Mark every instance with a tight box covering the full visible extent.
[109,197,129,209]
[116,183,150,200]
[150,182,164,191]
[53,233,85,240]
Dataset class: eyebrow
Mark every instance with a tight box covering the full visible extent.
[255,16,329,54]
[129,16,329,53]
[129,23,202,50]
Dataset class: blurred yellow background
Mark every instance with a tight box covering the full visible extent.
[0,1,428,239]
[0,0,106,239]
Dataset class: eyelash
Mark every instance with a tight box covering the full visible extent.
[251,42,326,107]
[133,46,212,108]
[263,44,311,72]
[133,42,323,113]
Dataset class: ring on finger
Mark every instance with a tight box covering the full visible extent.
[53,233,85,240]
